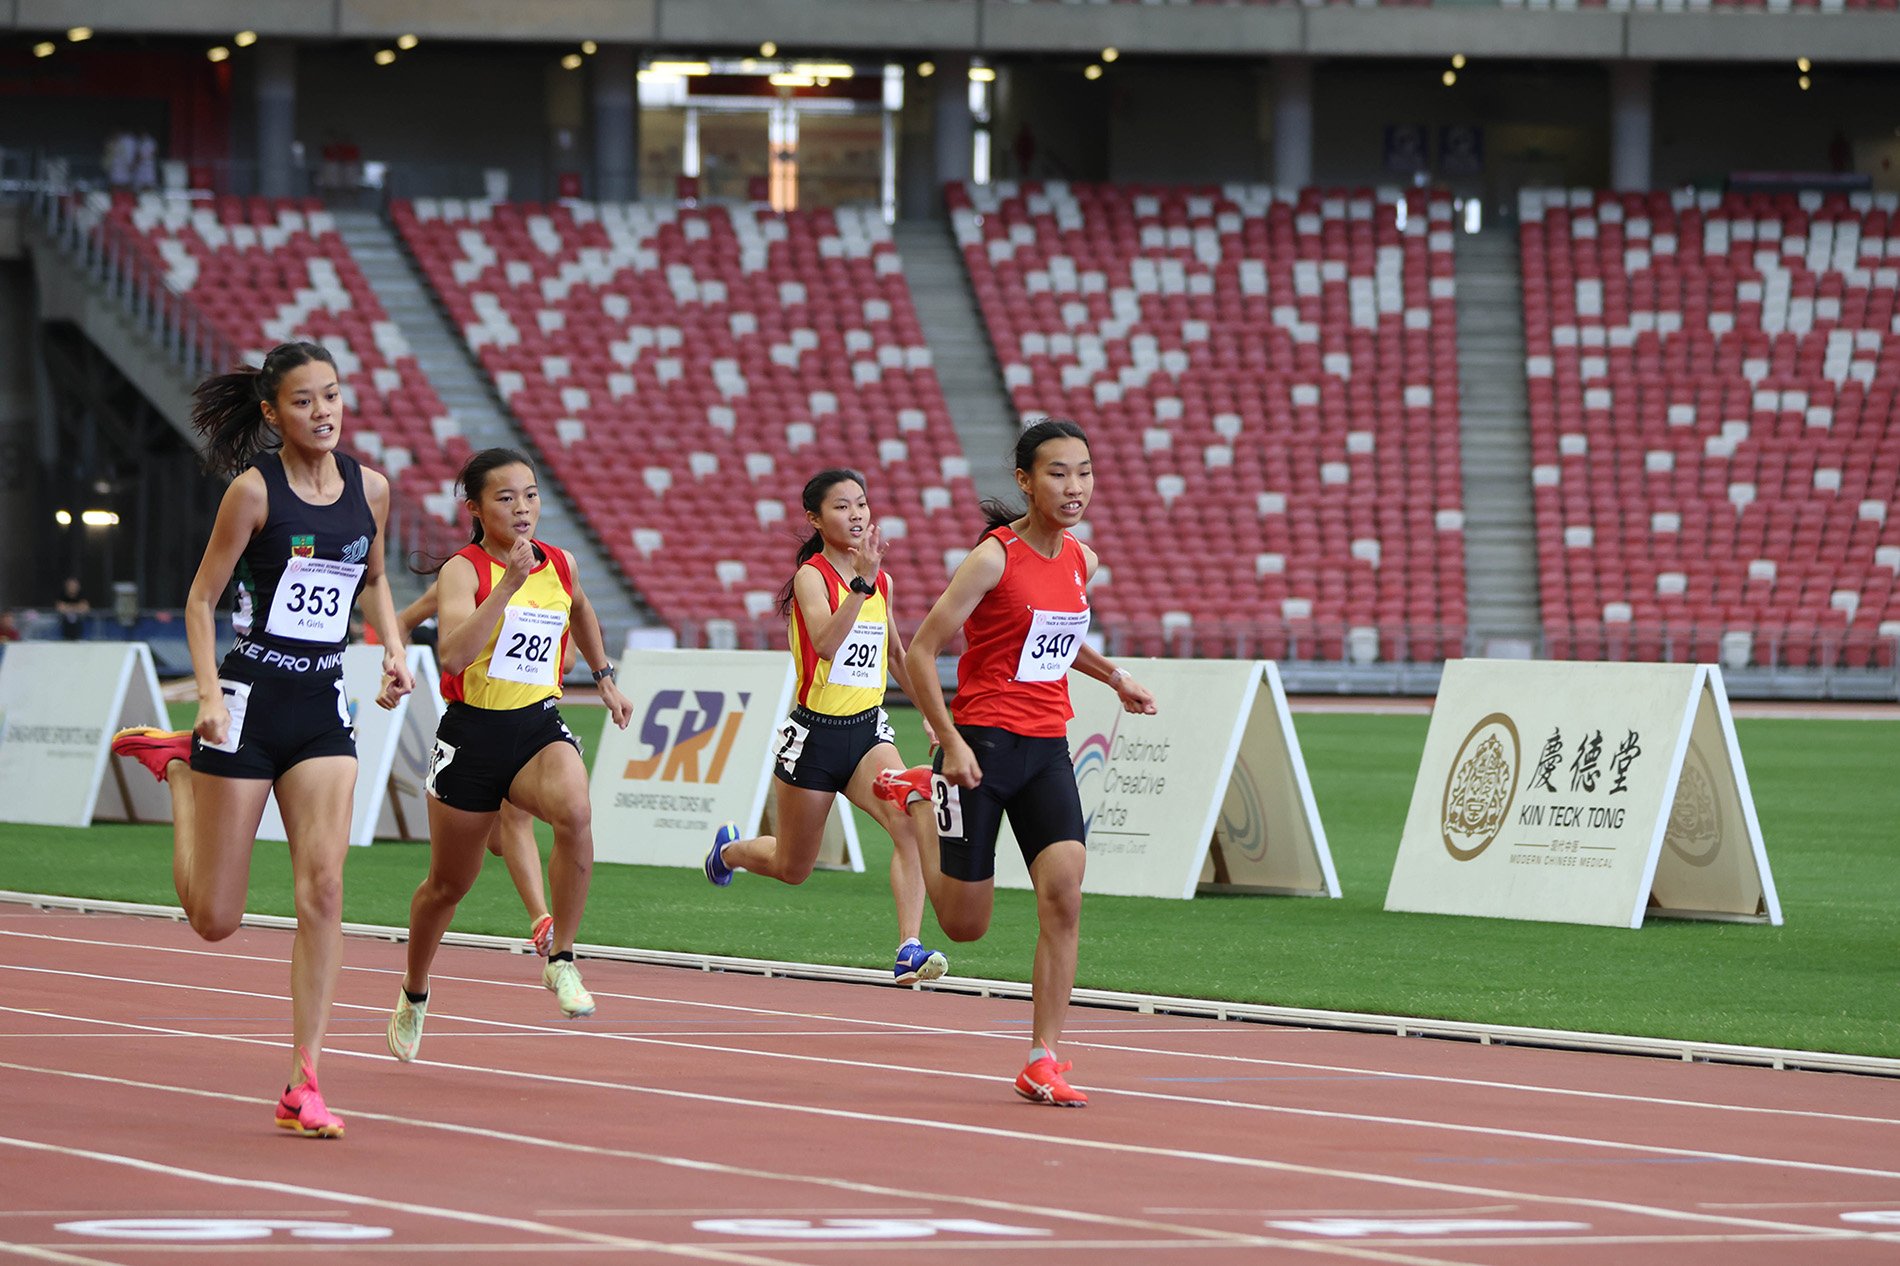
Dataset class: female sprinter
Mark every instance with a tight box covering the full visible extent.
[109,340,416,1138]
[389,584,555,955]
[703,468,949,985]
[385,448,632,1062]
[879,419,1155,1106]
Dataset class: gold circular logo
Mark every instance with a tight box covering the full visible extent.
[1441,712,1519,862]
[1663,744,1722,867]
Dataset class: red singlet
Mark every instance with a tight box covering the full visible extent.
[951,526,1091,738]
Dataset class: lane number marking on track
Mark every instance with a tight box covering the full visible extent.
[694,1218,1047,1241]
[1268,1218,1593,1239]
[58,1219,392,1242]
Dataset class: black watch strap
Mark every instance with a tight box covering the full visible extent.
[592,662,617,684]
[849,576,876,596]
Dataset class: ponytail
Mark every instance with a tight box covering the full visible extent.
[190,340,334,476]
[776,467,868,618]
[973,416,1090,545]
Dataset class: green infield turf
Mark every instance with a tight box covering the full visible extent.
[2,704,1892,1057]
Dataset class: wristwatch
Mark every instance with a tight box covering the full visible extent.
[848,576,876,597]
[591,662,617,684]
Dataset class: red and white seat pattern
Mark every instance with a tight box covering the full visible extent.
[952,181,1466,661]
[392,198,974,638]
[1521,188,1900,668]
[86,192,467,507]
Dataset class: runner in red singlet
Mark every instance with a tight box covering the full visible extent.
[878,418,1156,1107]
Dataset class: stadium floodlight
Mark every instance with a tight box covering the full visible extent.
[81,510,120,527]
[234,31,257,48]
[54,510,72,526]
[374,48,396,66]
[67,26,92,42]
[398,34,419,51]
[33,41,55,58]
[207,46,231,63]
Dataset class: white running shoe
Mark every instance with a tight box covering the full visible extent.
[543,959,595,1018]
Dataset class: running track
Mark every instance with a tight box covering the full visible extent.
[2,905,1898,1264]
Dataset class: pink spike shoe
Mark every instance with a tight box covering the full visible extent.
[872,765,933,808]
[110,727,192,783]
[274,1048,345,1139]
[529,913,555,957]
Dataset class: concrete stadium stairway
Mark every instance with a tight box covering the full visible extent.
[332,209,646,644]
[1456,226,1542,653]
[894,219,1018,500]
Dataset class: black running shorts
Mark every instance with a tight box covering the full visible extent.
[770,705,897,794]
[426,698,582,813]
[189,671,356,781]
[930,725,1084,883]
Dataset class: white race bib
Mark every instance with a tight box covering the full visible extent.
[1014,608,1090,682]
[488,605,566,685]
[265,556,363,643]
[826,619,886,688]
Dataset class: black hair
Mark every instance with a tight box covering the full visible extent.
[777,467,868,618]
[414,446,537,575]
[190,341,336,476]
[975,416,1091,543]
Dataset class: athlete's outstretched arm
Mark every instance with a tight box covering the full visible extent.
[183,469,268,746]
[435,538,529,677]
[359,469,415,708]
[561,548,632,730]
[394,582,438,638]
[905,537,1007,788]
[882,576,937,747]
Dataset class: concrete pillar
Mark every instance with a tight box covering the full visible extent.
[898,64,939,218]
[593,44,638,202]
[255,42,296,199]
[933,55,973,189]
[1610,61,1654,194]
[1272,57,1313,191]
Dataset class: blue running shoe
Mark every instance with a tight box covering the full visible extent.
[893,940,948,985]
[704,822,739,887]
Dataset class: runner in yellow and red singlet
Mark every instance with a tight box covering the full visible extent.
[385,449,632,1063]
[704,468,950,984]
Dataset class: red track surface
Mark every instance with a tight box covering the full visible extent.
[2,905,1898,1264]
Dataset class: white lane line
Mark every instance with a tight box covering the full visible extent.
[5,964,1900,1188]
[0,1135,839,1266]
[6,929,1894,1130]
[0,1242,119,1265]
[0,1058,1451,1266]
[0,1004,1886,1253]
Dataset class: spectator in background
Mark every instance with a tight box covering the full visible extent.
[134,133,158,191]
[104,131,135,188]
[55,578,89,641]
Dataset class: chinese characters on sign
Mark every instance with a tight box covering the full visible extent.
[1528,728,1642,797]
